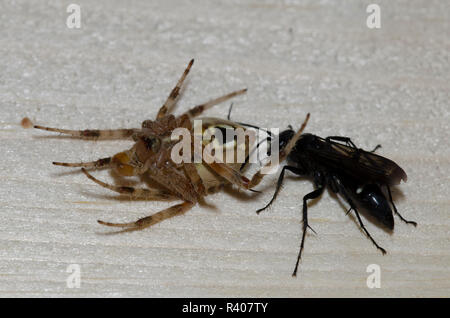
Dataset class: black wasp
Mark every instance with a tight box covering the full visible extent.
[253,129,416,277]
[228,105,416,277]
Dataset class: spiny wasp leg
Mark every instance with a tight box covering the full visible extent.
[325,136,359,149]
[333,176,387,255]
[326,136,381,153]
[257,165,305,214]
[387,185,417,226]
[292,186,324,277]
[370,144,382,153]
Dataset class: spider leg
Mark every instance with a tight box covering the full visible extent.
[34,125,138,140]
[143,164,200,203]
[181,89,247,119]
[198,141,252,190]
[248,113,310,188]
[81,168,176,200]
[156,59,194,119]
[183,163,206,196]
[386,185,417,226]
[53,157,113,169]
[205,161,251,190]
[98,201,194,229]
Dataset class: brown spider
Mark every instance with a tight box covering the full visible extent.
[34,59,310,230]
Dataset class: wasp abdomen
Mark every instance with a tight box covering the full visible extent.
[356,184,394,230]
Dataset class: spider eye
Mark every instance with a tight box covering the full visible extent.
[141,137,153,149]
[140,135,161,154]
[150,138,161,153]
[141,120,152,128]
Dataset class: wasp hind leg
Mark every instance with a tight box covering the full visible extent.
[370,144,382,153]
[386,185,417,226]
[325,136,359,149]
[333,176,387,255]
[326,136,381,153]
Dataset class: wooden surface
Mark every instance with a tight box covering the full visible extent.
[0,0,449,297]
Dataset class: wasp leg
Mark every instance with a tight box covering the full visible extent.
[325,136,359,149]
[370,144,382,153]
[81,168,176,200]
[157,59,194,119]
[333,176,387,255]
[227,103,234,120]
[257,166,305,214]
[98,202,194,229]
[182,89,247,119]
[326,136,381,166]
[53,157,113,169]
[326,136,381,153]
[292,186,325,277]
[387,185,417,226]
[34,125,138,140]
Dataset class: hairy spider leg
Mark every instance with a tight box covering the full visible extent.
[98,202,194,229]
[34,125,138,140]
[81,168,176,200]
[181,89,247,119]
[157,59,194,119]
[53,157,113,169]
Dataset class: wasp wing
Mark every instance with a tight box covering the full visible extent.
[306,137,407,185]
